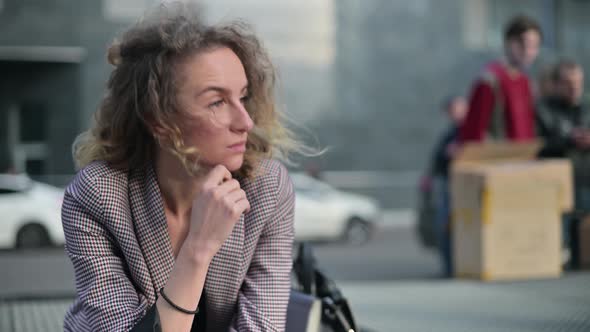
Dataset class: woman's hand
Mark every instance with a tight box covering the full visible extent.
[183,165,250,261]
[158,165,248,331]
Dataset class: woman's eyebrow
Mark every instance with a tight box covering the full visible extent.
[196,84,249,97]
[196,86,227,97]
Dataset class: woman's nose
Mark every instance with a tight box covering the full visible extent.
[231,101,254,132]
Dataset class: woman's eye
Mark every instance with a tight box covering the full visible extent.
[240,95,250,104]
[208,99,225,109]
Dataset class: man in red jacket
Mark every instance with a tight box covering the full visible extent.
[460,15,542,142]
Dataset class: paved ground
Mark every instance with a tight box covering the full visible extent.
[341,272,590,332]
[1,273,589,332]
[312,212,441,282]
[0,298,71,332]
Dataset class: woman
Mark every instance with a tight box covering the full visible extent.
[63,3,298,331]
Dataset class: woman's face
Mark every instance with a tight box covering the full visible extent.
[174,47,254,172]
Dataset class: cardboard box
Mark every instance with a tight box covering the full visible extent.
[580,217,590,269]
[454,141,573,212]
[451,141,572,281]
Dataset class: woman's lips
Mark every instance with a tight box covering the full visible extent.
[228,141,246,152]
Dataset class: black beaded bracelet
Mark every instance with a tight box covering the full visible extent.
[159,287,199,315]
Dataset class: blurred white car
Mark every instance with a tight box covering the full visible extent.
[291,173,380,245]
[0,174,65,249]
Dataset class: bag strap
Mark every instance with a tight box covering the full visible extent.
[490,74,507,140]
[315,268,358,331]
[481,69,506,140]
[322,297,355,332]
[294,243,316,295]
[293,242,359,332]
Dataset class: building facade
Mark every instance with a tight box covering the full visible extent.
[328,0,590,173]
[0,0,137,183]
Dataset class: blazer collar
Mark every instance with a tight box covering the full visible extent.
[129,163,175,301]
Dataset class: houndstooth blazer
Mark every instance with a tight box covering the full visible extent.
[62,159,295,332]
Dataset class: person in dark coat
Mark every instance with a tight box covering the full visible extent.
[537,59,589,267]
[425,95,467,277]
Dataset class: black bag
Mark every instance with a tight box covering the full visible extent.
[291,242,358,332]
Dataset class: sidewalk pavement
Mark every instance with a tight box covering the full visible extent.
[340,272,590,332]
[2,272,589,332]
[0,297,71,332]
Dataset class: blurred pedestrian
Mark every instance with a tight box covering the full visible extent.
[537,59,589,164]
[424,95,467,277]
[460,15,542,142]
[430,96,468,179]
[537,59,589,266]
[62,3,299,331]
[537,64,557,100]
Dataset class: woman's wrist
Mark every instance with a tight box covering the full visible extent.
[178,236,216,267]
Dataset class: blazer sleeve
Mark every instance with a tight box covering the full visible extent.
[230,163,295,332]
[62,171,156,332]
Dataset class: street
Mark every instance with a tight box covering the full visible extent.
[310,225,441,281]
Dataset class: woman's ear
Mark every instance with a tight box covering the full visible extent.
[152,124,168,138]
[144,114,168,143]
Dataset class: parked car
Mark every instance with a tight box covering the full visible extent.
[0,174,65,249]
[291,173,380,245]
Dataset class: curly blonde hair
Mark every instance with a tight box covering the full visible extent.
[73,2,299,178]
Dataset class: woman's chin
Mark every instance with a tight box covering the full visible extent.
[193,155,244,174]
[222,156,245,173]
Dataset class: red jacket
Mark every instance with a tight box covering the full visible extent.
[460,61,536,142]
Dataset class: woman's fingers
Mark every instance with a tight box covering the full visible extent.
[206,165,232,187]
[233,197,251,215]
[216,179,241,196]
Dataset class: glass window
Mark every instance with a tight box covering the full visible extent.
[25,159,45,176]
[19,102,46,143]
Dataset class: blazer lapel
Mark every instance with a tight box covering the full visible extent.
[205,212,246,330]
[129,162,246,327]
[129,163,175,302]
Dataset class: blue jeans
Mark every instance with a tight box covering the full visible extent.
[566,186,590,245]
[433,176,452,277]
